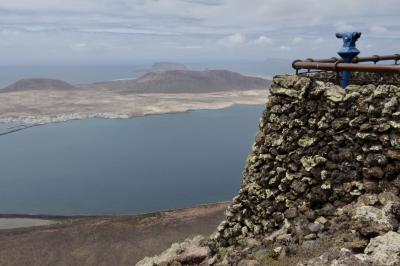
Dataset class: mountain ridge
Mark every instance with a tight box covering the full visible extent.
[150,62,188,72]
[87,69,270,93]
[1,69,270,94]
[1,78,77,92]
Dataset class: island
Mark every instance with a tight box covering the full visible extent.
[0,68,270,133]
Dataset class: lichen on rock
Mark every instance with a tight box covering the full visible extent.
[364,231,400,266]
[300,156,327,172]
[137,72,400,266]
[206,72,400,265]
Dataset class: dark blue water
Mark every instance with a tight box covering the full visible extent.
[0,105,263,215]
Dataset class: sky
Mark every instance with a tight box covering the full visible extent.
[0,0,399,65]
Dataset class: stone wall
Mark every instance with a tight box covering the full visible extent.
[211,73,400,253]
[135,73,400,265]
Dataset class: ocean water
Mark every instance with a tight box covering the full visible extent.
[0,105,264,215]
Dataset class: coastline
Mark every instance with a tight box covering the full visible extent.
[0,201,231,221]
[0,218,57,230]
[0,202,229,265]
[0,89,267,135]
[0,201,231,231]
[0,104,256,223]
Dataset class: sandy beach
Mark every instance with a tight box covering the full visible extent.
[0,89,267,128]
[0,218,57,230]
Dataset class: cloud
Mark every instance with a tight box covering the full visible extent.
[310,16,322,26]
[218,33,246,47]
[279,45,291,51]
[219,34,274,48]
[369,25,389,34]
[334,22,356,32]
[314,37,324,44]
[80,27,180,36]
[70,42,88,51]
[253,36,273,45]
[183,0,225,6]
[180,45,203,49]
[291,37,304,45]
[0,0,399,64]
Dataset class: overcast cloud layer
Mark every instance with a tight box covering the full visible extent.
[0,0,399,65]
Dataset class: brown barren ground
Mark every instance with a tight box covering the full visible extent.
[0,202,229,266]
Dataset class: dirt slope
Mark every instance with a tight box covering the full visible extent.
[0,203,228,266]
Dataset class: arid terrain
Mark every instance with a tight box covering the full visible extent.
[0,218,56,230]
[0,203,228,266]
[0,88,267,126]
[0,69,269,129]
[0,69,265,265]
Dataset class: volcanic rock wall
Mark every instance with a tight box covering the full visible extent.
[211,73,400,251]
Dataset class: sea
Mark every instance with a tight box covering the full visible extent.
[0,104,264,215]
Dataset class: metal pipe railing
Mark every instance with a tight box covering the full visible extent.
[293,32,399,88]
[303,54,400,64]
[292,61,400,74]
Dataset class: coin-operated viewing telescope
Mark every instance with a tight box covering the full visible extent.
[336,32,361,88]
[292,32,400,89]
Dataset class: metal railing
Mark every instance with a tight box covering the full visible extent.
[298,54,400,64]
[291,32,400,88]
[292,58,400,74]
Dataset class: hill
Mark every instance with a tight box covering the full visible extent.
[150,62,188,72]
[1,78,77,92]
[0,203,228,266]
[89,69,270,93]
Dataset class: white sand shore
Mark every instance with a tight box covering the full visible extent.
[0,89,268,127]
[0,218,57,230]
